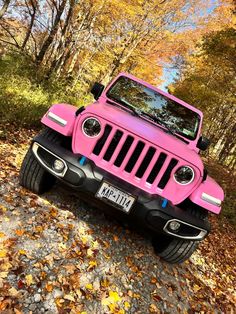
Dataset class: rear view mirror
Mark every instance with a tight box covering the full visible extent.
[91,82,105,100]
[197,136,210,151]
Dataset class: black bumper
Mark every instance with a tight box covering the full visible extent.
[31,135,210,241]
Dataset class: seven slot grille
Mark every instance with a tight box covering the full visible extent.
[92,124,179,189]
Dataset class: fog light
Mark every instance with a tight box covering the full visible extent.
[169,220,181,231]
[53,159,65,172]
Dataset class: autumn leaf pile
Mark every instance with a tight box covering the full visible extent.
[0,125,235,313]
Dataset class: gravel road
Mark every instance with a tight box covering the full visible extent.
[0,127,235,314]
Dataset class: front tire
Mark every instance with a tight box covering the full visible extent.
[19,128,66,194]
[152,206,208,264]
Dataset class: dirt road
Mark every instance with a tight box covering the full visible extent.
[0,127,235,313]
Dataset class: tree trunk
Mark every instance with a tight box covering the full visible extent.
[0,0,11,19]
[22,0,37,50]
[36,0,67,65]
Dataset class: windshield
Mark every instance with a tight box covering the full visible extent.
[106,76,200,140]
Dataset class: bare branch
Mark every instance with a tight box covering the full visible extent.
[0,0,11,19]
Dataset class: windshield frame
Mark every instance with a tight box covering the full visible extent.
[106,75,201,141]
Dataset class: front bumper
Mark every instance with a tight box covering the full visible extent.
[31,135,210,241]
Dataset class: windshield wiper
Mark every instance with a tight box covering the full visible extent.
[107,97,177,136]
[138,111,177,135]
[106,97,140,116]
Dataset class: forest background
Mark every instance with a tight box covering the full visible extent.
[0,0,235,223]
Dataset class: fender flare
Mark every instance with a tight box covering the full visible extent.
[41,103,77,136]
[189,176,224,214]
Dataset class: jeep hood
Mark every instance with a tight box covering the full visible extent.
[83,101,204,175]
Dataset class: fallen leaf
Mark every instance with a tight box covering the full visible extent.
[85,283,93,290]
[113,235,119,242]
[8,287,20,297]
[0,249,7,258]
[55,298,64,307]
[15,229,25,237]
[149,303,159,313]
[64,294,75,302]
[151,277,157,284]
[18,249,27,256]
[0,272,8,279]
[87,260,97,271]
[87,248,94,257]
[124,301,130,309]
[109,291,121,302]
[25,274,34,286]
[45,283,53,292]
[193,284,202,293]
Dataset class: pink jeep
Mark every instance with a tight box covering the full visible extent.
[20,73,224,263]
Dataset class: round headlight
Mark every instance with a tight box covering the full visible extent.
[174,166,194,185]
[82,117,101,138]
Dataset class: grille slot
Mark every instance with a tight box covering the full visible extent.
[125,141,145,173]
[135,147,156,178]
[103,130,123,161]
[93,125,112,156]
[114,135,134,167]
[92,125,180,192]
[158,158,178,189]
[147,153,167,184]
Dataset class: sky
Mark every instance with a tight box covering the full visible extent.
[158,67,179,91]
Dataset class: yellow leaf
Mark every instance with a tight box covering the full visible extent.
[92,240,99,249]
[64,294,75,302]
[0,249,7,258]
[87,260,97,271]
[124,301,130,309]
[55,298,64,307]
[58,243,67,252]
[9,287,19,297]
[0,205,7,212]
[87,248,94,257]
[25,274,34,286]
[81,236,88,245]
[109,291,121,303]
[101,279,110,288]
[85,283,93,290]
[0,232,6,238]
[0,271,8,279]
[1,261,12,271]
[149,304,159,313]
[18,249,27,255]
[193,284,201,292]
[35,226,43,233]
[103,253,111,260]
[133,293,140,299]
[108,303,117,312]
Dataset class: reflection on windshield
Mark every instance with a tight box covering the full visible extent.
[106,76,200,140]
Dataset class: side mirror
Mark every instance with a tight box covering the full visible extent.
[91,82,105,100]
[197,136,210,151]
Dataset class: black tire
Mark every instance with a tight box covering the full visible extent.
[19,128,66,195]
[152,206,208,264]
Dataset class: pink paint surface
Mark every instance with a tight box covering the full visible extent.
[41,73,224,214]
[189,176,224,214]
[41,103,77,136]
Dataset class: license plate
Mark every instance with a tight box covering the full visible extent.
[96,181,136,213]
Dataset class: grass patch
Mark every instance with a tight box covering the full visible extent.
[0,54,92,126]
